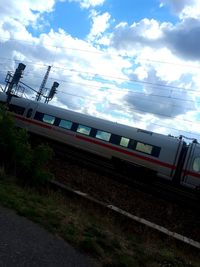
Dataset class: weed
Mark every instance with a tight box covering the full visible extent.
[79,236,104,257]
[62,223,80,244]
[104,254,139,267]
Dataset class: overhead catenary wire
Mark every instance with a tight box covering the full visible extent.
[0,66,199,108]
[58,89,198,121]
[49,78,198,107]
[0,66,199,117]
[1,71,199,122]
[1,36,200,70]
[1,76,199,139]
[1,71,199,131]
[1,65,200,129]
[0,57,198,94]
[1,38,200,139]
[0,51,199,100]
[54,92,200,139]
[0,36,200,94]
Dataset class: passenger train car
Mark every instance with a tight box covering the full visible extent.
[0,91,200,190]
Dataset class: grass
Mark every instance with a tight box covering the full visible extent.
[0,172,199,267]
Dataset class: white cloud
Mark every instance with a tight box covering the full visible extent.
[67,0,105,9]
[88,11,111,41]
[160,0,200,20]
[0,0,57,25]
[110,19,166,53]
[108,13,200,139]
[0,18,35,42]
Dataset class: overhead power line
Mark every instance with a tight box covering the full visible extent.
[1,36,200,70]
[56,91,200,139]
[0,55,199,94]
[57,90,200,126]
[0,65,199,112]
[50,79,198,107]
[0,43,199,139]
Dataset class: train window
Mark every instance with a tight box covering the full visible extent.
[193,157,200,172]
[8,104,25,115]
[136,142,153,155]
[43,114,55,125]
[120,137,130,147]
[59,119,72,130]
[77,124,91,135]
[95,130,111,142]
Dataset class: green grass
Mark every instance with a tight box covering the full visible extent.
[0,174,199,267]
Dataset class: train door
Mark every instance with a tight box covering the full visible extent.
[181,142,200,189]
[18,102,39,131]
[25,102,39,119]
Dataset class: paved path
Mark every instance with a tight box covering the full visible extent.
[0,205,96,267]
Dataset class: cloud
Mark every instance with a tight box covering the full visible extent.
[110,19,165,52]
[67,0,105,9]
[160,0,200,19]
[0,0,57,25]
[123,64,196,118]
[87,11,111,41]
[108,12,200,137]
[163,18,200,60]
[110,16,200,62]
[0,21,130,115]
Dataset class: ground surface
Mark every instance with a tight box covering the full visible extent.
[0,205,95,267]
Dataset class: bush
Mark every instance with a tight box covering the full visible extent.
[25,144,54,186]
[0,104,53,186]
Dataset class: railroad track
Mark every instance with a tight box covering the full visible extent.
[48,179,200,250]
[51,140,199,209]
[26,133,200,256]
[34,134,200,245]
[31,133,199,207]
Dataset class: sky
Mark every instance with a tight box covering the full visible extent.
[0,0,200,141]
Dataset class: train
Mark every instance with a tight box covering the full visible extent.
[0,91,200,190]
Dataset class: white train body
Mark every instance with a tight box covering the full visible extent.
[0,92,200,189]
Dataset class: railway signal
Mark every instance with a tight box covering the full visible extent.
[45,82,59,103]
[5,63,26,103]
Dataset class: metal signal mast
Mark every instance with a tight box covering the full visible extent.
[35,65,51,102]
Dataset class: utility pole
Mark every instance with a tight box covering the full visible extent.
[35,66,51,102]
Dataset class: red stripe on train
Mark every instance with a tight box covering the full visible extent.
[14,114,200,180]
[182,170,200,179]
[14,114,178,171]
[76,135,176,170]
[14,114,52,129]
